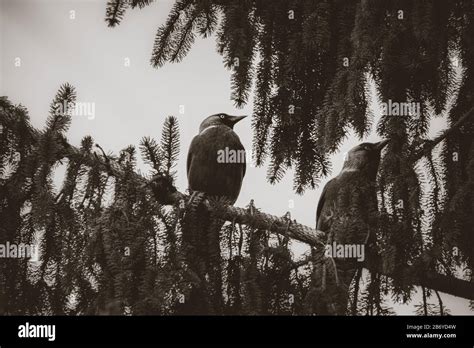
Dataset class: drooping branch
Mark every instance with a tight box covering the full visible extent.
[415,105,474,160]
[430,106,474,149]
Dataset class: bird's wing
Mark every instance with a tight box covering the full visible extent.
[186,136,199,179]
[225,128,246,178]
[316,178,336,228]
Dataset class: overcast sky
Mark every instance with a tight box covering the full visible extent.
[1,0,470,314]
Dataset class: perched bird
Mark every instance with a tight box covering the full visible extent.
[187,113,247,204]
[316,140,389,232]
[183,113,246,314]
[309,140,389,315]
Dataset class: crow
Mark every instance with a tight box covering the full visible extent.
[187,113,246,204]
[309,140,389,315]
[183,113,246,314]
[317,140,389,232]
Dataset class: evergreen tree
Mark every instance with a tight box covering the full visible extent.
[102,0,473,314]
[0,0,473,315]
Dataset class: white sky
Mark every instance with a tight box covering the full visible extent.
[1,0,470,315]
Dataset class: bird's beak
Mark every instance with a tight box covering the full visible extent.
[374,139,390,151]
[229,115,247,124]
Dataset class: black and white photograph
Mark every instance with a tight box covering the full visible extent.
[0,0,473,345]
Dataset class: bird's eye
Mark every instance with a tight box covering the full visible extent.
[220,114,225,119]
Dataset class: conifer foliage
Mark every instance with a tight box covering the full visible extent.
[102,0,473,314]
[0,0,473,315]
[0,86,310,315]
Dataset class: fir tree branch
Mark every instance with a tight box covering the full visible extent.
[416,105,474,160]
[430,105,474,149]
[105,0,129,27]
[63,141,474,300]
[3,107,473,301]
